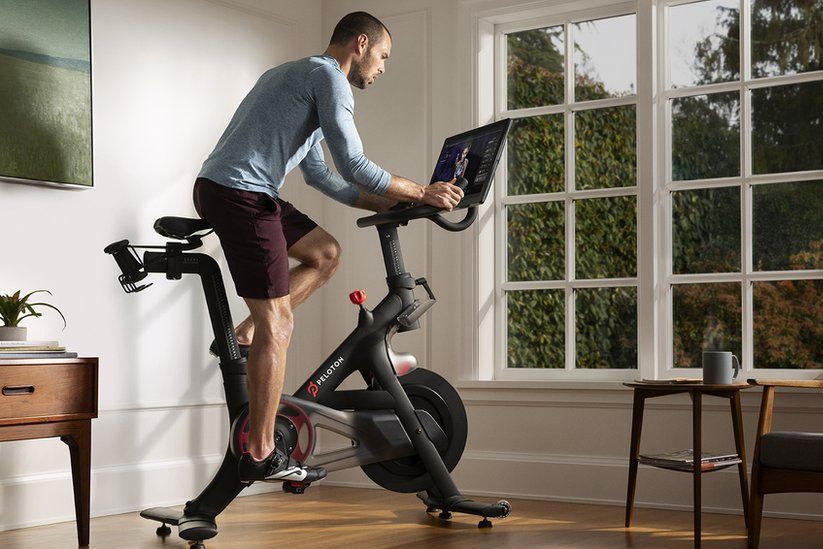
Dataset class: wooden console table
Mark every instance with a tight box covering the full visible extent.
[0,357,98,546]
[623,381,751,548]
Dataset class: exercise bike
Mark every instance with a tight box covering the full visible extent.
[104,187,511,548]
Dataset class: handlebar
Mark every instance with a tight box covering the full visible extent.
[430,207,477,232]
[356,178,479,231]
[356,204,477,231]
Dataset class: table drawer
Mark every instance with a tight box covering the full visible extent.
[0,362,96,420]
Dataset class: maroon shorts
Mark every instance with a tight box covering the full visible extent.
[193,177,318,299]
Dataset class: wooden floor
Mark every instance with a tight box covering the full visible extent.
[0,485,820,548]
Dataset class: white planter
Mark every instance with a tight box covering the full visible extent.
[0,326,27,341]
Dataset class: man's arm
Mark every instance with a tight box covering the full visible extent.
[310,65,462,210]
[298,142,360,206]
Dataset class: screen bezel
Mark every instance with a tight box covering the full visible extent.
[430,118,512,209]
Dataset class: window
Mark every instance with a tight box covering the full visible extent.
[495,8,638,378]
[663,0,823,373]
[478,0,823,381]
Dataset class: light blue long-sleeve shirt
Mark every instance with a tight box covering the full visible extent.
[198,54,391,204]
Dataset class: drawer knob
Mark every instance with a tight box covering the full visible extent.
[3,385,35,396]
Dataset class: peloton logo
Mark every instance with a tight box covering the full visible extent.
[316,357,345,385]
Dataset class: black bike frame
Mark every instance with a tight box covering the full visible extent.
[141,222,461,521]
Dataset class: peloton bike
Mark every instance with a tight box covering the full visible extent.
[104,118,512,548]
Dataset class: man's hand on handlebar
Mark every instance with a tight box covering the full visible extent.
[383,174,464,210]
[422,178,464,211]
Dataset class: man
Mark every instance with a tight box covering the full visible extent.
[193,12,463,484]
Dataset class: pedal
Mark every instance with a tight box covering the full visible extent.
[282,481,311,494]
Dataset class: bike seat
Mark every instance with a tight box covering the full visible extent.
[154,217,212,240]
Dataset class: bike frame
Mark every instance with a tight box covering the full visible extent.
[140,223,459,522]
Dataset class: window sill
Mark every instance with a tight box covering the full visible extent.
[455,379,631,391]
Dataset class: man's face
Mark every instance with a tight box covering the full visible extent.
[349,31,391,90]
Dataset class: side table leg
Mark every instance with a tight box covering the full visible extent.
[625,389,646,527]
[693,391,702,548]
[731,391,750,530]
[61,420,91,547]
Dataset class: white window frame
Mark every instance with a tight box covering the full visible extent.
[492,2,640,381]
[468,0,823,384]
[660,0,823,380]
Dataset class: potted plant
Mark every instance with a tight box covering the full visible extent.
[0,290,67,341]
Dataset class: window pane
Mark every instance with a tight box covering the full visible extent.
[576,287,637,369]
[574,15,636,101]
[672,187,741,274]
[575,105,636,190]
[752,80,823,175]
[754,280,823,369]
[508,202,565,281]
[668,0,740,88]
[507,290,565,368]
[752,0,823,78]
[507,27,565,110]
[671,92,740,181]
[753,180,823,271]
[673,283,742,368]
[576,196,637,279]
[508,115,564,195]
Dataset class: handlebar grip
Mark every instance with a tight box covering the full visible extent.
[429,207,477,232]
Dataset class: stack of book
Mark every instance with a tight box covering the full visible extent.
[0,340,78,359]
[639,449,742,472]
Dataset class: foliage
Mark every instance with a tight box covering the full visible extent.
[505,53,637,369]
[505,2,823,369]
[0,290,66,328]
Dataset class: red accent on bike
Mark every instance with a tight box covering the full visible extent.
[395,361,416,376]
[307,381,319,398]
[349,289,366,305]
[284,404,316,463]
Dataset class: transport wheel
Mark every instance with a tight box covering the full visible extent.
[361,368,468,493]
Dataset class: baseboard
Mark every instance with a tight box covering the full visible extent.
[0,453,278,533]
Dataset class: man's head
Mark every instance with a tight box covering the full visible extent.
[328,12,391,89]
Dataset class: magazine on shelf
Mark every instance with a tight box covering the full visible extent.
[0,346,66,352]
[0,352,78,359]
[0,340,60,348]
[639,449,740,466]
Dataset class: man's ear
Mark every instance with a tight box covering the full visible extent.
[355,33,369,55]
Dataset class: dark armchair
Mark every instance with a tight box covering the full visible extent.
[747,379,823,548]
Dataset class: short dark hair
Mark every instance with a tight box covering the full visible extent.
[329,11,390,47]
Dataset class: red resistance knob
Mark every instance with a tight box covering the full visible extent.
[349,289,367,305]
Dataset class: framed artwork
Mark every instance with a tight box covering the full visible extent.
[0,0,93,187]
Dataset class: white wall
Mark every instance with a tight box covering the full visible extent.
[0,0,323,531]
[318,0,823,523]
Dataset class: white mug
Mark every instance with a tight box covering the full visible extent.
[702,351,740,384]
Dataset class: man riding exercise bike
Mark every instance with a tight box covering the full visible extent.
[192,11,463,485]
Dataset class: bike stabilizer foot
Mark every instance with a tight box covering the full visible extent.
[416,492,512,527]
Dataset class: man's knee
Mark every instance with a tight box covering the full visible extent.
[310,237,342,278]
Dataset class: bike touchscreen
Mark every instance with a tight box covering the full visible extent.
[429,118,512,208]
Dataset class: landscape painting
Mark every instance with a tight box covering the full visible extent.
[0,0,92,187]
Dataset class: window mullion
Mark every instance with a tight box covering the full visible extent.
[741,0,753,373]
[637,0,658,381]
[659,1,674,376]
[565,20,576,372]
